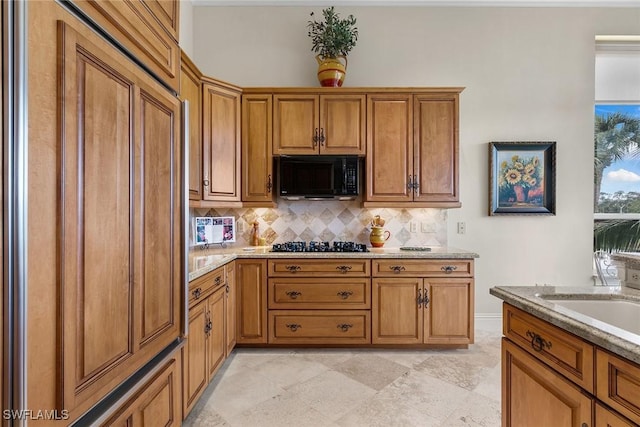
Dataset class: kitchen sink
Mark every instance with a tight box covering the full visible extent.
[543,298,640,335]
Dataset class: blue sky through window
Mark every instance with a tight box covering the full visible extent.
[595,104,640,195]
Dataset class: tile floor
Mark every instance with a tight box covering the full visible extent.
[183,325,502,427]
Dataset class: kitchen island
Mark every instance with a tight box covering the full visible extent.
[491,285,640,427]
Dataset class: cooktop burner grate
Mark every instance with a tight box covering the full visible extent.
[271,241,369,253]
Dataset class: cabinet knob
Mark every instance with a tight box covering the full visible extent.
[285,290,302,299]
[336,265,352,274]
[215,276,222,285]
[203,179,210,187]
[192,287,202,299]
[337,291,353,300]
[286,323,301,332]
[337,323,353,332]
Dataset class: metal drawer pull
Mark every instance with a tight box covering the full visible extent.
[285,265,301,272]
[423,289,430,306]
[337,291,353,300]
[441,265,458,274]
[285,291,302,299]
[192,287,202,299]
[215,276,222,285]
[389,265,406,273]
[336,265,352,273]
[526,330,552,352]
[286,323,302,332]
[417,289,423,308]
[337,324,353,332]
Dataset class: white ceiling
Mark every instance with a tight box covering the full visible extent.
[191,0,640,7]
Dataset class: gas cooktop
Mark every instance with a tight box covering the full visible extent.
[271,241,369,253]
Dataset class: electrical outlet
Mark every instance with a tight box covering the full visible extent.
[627,268,640,287]
[237,221,244,233]
[409,221,417,233]
[457,222,466,234]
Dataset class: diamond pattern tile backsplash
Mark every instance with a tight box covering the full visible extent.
[190,199,447,249]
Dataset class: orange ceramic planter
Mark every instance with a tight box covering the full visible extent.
[316,54,347,87]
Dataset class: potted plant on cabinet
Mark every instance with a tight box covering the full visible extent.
[307,6,358,87]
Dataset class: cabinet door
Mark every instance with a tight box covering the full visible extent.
[502,338,594,427]
[180,51,202,201]
[242,94,274,204]
[596,349,640,425]
[202,81,241,202]
[207,287,226,380]
[58,20,180,412]
[273,94,319,155]
[365,94,413,202]
[103,355,182,427]
[596,402,637,427]
[319,95,366,155]
[372,278,422,344]
[182,302,208,417]
[423,279,473,345]
[225,262,237,357]
[236,260,268,344]
[413,94,459,205]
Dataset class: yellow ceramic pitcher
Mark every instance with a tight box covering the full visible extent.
[369,226,391,248]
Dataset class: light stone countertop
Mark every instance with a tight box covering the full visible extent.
[610,252,640,270]
[189,245,479,282]
[490,285,640,364]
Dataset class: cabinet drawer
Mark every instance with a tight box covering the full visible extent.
[596,349,640,425]
[268,259,370,277]
[268,278,370,309]
[189,267,225,307]
[269,310,370,344]
[503,304,595,393]
[372,259,473,277]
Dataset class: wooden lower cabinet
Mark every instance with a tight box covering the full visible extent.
[182,268,227,418]
[225,262,237,356]
[502,304,640,427]
[371,260,474,346]
[269,310,370,344]
[236,259,268,344]
[103,353,182,427]
[502,338,593,427]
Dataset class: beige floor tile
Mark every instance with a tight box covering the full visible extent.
[439,392,502,426]
[287,370,378,422]
[472,363,502,402]
[331,353,411,390]
[226,392,340,427]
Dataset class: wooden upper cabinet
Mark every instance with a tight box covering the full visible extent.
[413,93,459,204]
[242,94,275,205]
[273,94,365,155]
[57,20,181,413]
[180,51,203,201]
[365,90,462,207]
[202,79,241,202]
[366,94,414,203]
[73,0,181,92]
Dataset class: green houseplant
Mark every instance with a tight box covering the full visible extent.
[307,6,358,87]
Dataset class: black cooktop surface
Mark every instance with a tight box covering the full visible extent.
[271,241,369,253]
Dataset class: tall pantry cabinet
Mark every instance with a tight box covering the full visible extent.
[25,1,182,425]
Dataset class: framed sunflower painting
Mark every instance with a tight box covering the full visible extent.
[489,141,556,216]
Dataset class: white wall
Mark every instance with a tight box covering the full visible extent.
[179,0,195,57]
[192,6,640,316]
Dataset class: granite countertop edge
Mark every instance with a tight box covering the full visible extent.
[490,285,640,365]
[188,246,479,282]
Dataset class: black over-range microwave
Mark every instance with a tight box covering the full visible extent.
[277,155,360,200]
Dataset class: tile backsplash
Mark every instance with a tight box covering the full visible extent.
[190,198,447,249]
